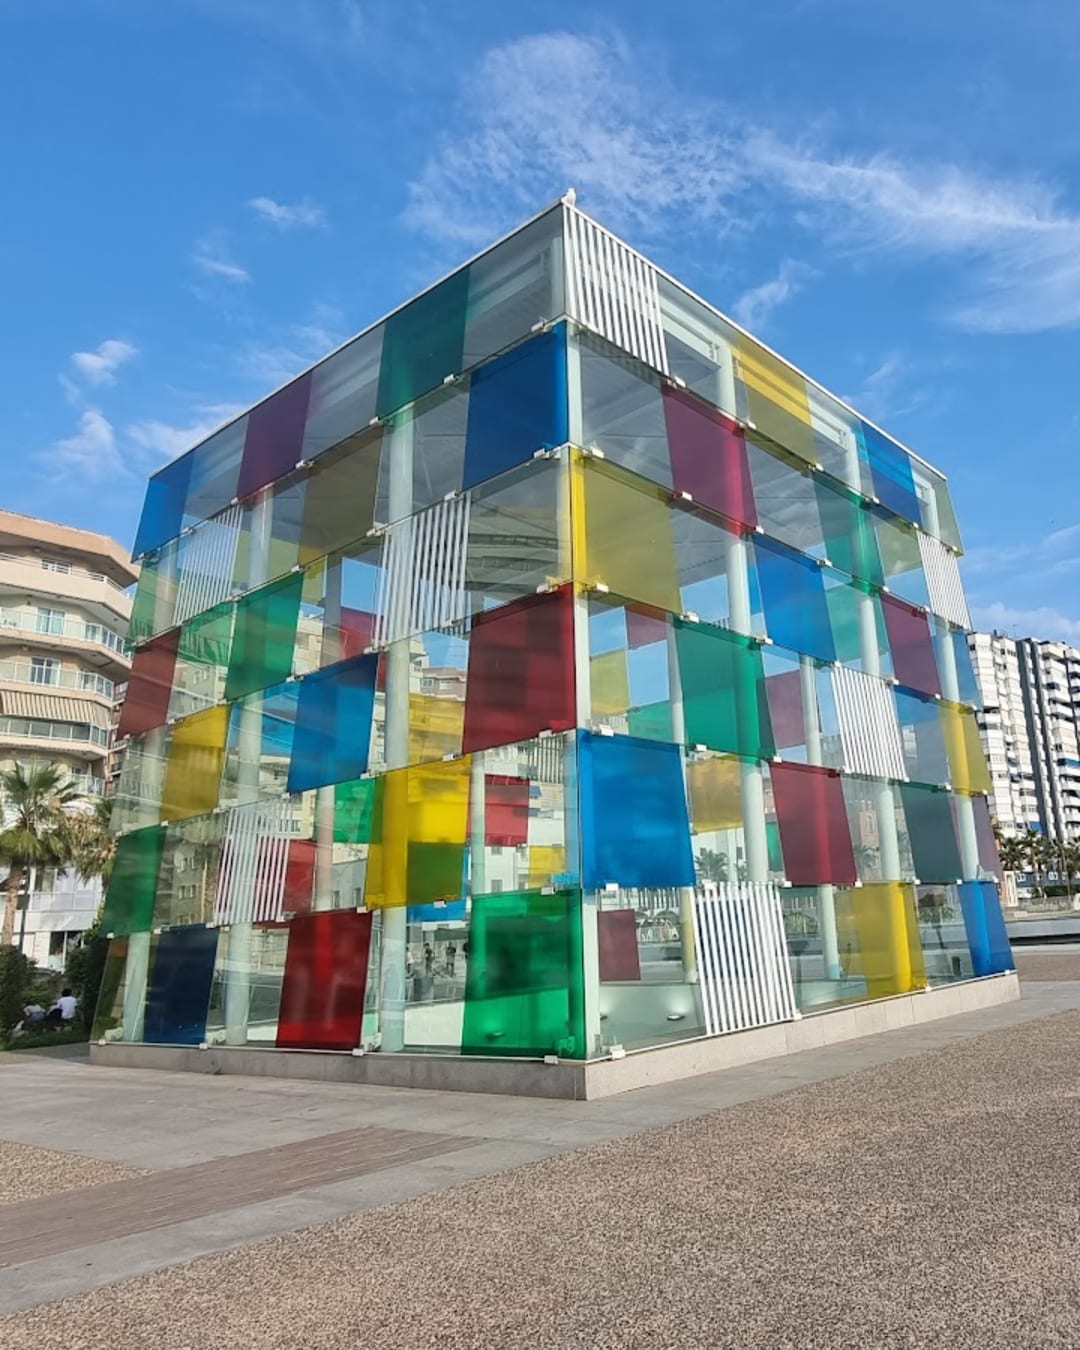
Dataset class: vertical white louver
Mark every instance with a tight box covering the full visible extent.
[564,205,669,375]
[373,492,471,646]
[830,664,907,780]
[174,503,242,626]
[918,532,971,630]
[692,883,797,1037]
[214,797,293,925]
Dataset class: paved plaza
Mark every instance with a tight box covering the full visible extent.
[1,958,1078,1347]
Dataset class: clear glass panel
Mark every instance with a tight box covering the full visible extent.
[747,444,824,558]
[463,324,567,491]
[876,513,929,609]
[374,383,468,524]
[465,457,565,613]
[842,776,915,883]
[674,619,775,758]
[154,811,226,926]
[933,619,980,707]
[586,595,673,740]
[460,207,563,370]
[129,544,179,644]
[161,705,228,823]
[184,418,246,527]
[143,925,218,1045]
[204,925,288,1046]
[297,427,381,567]
[275,910,372,1050]
[91,937,130,1039]
[915,883,974,984]
[232,476,307,592]
[671,501,756,630]
[578,329,671,488]
[461,585,575,754]
[111,729,169,834]
[461,888,585,1059]
[579,731,695,890]
[895,687,950,785]
[221,682,300,806]
[301,327,382,462]
[169,601,234,720]
[100,825,166,934]
[117,628,179,738]
[287,654,378,792]
[224,572,304,702]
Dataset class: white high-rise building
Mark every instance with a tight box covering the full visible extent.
[970,631,1080,841]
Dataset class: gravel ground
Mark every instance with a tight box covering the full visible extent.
[1015,950,1080,981]
[0,1141,146,1206]
[5,1009,1080,1349]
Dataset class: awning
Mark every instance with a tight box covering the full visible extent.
[0,690,110,727]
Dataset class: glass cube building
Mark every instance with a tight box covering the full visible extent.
[96,198,1013,1063]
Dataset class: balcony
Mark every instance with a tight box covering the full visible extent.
[0,607,130,672]
[0,714,109,753]
[0,552,132,623]
[0,658,115,700]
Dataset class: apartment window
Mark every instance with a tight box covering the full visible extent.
[41,558,71,574]
[36,607,64,635]
[30,657,59,685]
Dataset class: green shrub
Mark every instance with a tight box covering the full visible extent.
[65,923,110,1032]
[0,944,33,1037]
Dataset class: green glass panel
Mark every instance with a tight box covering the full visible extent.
[225,572,304,701]
[766,819,783,874]
[816,480,883,585]
[825,579,864,664]
[627,700,673,740]
[407,841,464,904]
[674,619,775,758]
[101,825,165,934]
[376,267,470,419]
[334,777,378,844]
[462,889,585,1059]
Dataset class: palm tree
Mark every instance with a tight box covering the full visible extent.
[0,764,80,947]
[70,795,116,889]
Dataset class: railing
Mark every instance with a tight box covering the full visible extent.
[0,659,115,698]
[0,716,109,747]
[0,550,131,593]
[0,607,129,658]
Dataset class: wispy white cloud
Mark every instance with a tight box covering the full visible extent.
[248,196,326,230]
[404,30,1080,334]
[731,260,814,331]
[404,32,750,249]
[237,306,346,389]
[69,338,137,388]
[971,600,1080,643]
[192,234,251,284]
[841,353,911,421]
[127,403,247,467]
[964,521,1080,580]
[50,409,125,480]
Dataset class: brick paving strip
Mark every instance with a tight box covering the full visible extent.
[0,1126,472,1268]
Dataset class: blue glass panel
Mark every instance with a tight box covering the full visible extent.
[463,324,568,491]
[143,925,218,1045]
[755,537,836,663]
[286,653,378,792]
[133,452,193,559]
[408,899,468,923]
[579,731,695,889]
[859,422,920,524]
[958,880,1014,977]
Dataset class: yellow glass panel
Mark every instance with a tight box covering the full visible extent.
[366,756,471,908]
[525,844,566,888]
[161,704,228,822]
[408,691,465,763]
[590,649,630,716]
[837,882,926,997]
[686,756,742,831]
[575,457,680,612]
[734,336,815,465]
[940,702,991,793]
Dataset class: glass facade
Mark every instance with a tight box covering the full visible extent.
[100,201,1012,1062]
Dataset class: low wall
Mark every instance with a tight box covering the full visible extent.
[90,972,1021,1101]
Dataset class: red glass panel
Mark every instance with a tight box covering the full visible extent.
[881,594,942,696]
[764,669,805,750]
[663,385,757,528]
[237,372,313,500]
[598,908,641,981]
[483,774,530,846]
[771,761,857,885]
[117,627,180,738]
[338,607,375,660]
[626,604,667,649]
[275,909,372,1050]
[283,839,317,916]
[462,584,576,753]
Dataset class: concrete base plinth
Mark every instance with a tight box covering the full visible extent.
[90,972,1020,1100]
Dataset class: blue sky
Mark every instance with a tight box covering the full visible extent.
[3,0,1080,640]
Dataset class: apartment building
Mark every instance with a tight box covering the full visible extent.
[970,631,1080,842]
[0,510,136,963]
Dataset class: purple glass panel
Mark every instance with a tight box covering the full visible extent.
[771,761,857,886]
[663,385,757,528]
[881,594,942,696]
[237,372,313,500]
